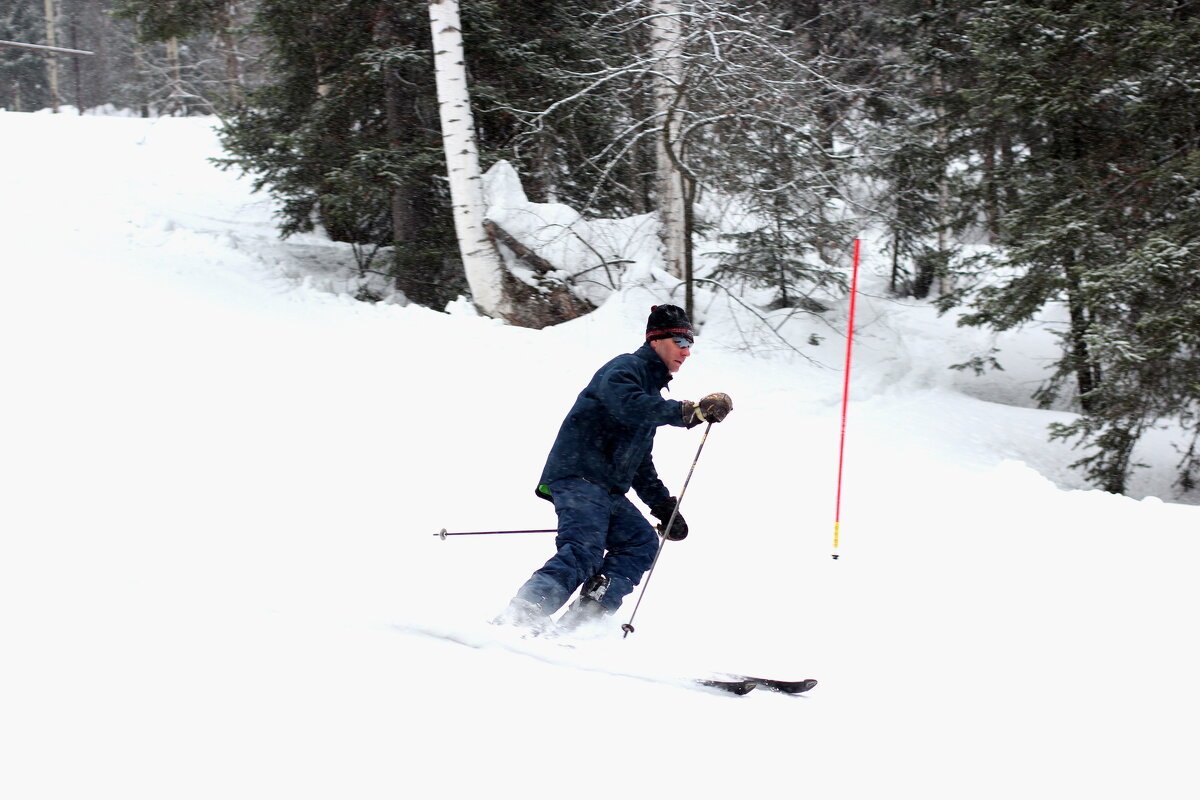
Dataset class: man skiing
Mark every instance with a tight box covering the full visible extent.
[497,304,732,633]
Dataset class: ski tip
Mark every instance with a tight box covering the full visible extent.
[721,676,818,695]
[758,677,818,694]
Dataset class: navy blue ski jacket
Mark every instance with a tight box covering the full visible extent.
[536,343,687,507]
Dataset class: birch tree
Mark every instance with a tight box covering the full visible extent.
[428,0,592,328]
[428,0,508,320]
[648,0,687,282]
[43,0,60,111]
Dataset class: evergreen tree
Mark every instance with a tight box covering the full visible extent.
[444,0,666,236]
[866,0,987,298]
[0,3,52,111]
[947,1,1200,494]
[111,0,263,112]
[462,0,633,213]
[214,0,619,311]
[213,1,458,305]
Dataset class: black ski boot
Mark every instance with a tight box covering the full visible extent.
[558,574,612,632]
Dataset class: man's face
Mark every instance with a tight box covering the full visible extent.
[650,335,692,373]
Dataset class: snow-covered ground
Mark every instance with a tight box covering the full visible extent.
[3,110,1198,799]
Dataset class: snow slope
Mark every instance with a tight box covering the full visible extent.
[2,110,1199,800]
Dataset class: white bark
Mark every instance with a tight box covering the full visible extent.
[648,0,686,279]
[43,0,60,112]
[166,37,184,115]
[428,0,508,318]
[218,2,244,105]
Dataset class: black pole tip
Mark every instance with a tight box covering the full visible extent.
[621,623,635,638]
[831,553,839,560]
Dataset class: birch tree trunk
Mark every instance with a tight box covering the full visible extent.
[43,0,61,112]
[217,1,243,105]
[931,67,952,295]
[428,0,508,319]
[428,0,593,328]
[166,37,185,115]
[648,0,686,281]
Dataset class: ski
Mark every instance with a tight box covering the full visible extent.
[696,678,758,695]
[732,676,818,695]
[697,676,818,696]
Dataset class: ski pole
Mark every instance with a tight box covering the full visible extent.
[434,527,556,540]
[832,238,862,560]
[622,420,714,638]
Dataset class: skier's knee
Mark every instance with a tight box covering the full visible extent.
[558,541,604,580]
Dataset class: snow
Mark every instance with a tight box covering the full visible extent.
[2,109,1199,799]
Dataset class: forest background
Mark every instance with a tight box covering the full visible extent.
[5,0,1200,498]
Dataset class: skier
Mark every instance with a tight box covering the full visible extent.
[496,304,732,633]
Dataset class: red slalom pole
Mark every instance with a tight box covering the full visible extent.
[832,239,861,560]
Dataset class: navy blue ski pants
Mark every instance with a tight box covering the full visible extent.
[515,478,660,613]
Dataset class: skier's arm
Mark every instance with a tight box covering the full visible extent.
[633,452,689,540]
[596,363,685,428]
[631,448,671,510]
